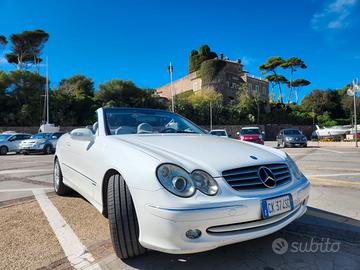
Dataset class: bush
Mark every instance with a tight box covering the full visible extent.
[200,60,226,84]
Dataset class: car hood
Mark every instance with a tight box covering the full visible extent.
[113,134,286,177]
[285,134,306,139]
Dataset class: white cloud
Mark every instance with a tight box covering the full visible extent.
[311,0,357,30]
[241,56,254,66]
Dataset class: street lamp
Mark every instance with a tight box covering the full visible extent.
[347,79,359,148]
[167,62,175,112]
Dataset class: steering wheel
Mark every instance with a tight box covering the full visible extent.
[160,128,177,133]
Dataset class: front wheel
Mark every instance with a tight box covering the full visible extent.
[0,146,8,155]
[44,145,52,155]
[107,174,146,259]
[53,159,71,195]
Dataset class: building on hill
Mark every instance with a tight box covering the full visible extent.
[156,58,269,104]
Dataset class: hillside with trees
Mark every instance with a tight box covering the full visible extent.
[0,35,358,127]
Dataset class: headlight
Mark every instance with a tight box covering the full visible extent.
[286,153,304,180]
[285,137,293,141]
[156,164,219,197]
[156,164,195,197]
[191,170,219,196]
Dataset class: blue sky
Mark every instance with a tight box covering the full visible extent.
[0,0,359,101]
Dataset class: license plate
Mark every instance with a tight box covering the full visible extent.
[261,194,293,219]
[295,143,300,146]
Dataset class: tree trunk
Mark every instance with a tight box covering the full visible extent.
[278,82,283,103]
[288,69,293,104]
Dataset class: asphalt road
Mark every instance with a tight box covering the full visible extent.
[0,145,360,270]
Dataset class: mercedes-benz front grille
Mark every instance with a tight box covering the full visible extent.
[222,163,291,191]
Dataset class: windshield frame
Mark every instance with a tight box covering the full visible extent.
[240,128,261,135]
[283,129,301,135]
[102,107,206,136]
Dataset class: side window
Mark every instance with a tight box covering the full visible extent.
[24,135,31,139]
[8,135,16,141]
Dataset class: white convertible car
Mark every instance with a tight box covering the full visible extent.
[54,107,310,259]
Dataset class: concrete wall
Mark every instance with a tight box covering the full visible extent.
[156,74,194,99]
[1,124,314,140]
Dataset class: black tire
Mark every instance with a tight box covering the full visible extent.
[281,140,286,148]
[0,146,8,155]
[53,159,71,195]
[108,174,146,260]
[44,144,52,155]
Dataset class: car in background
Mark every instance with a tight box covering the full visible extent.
[277,129,307,148]
[209,129,229,138]
[0,133,32,155]
[19,132,65,154]
[237,127,264,144]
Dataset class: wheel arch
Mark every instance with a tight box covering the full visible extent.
[101,168,120,218]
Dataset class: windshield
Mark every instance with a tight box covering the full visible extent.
[104,108,205,135]
[210,131,226,136]
[240,128,260,135]
[30,133,51,139]
[0,134,12,141]
[284,129,301,135]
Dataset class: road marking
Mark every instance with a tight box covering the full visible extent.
[312,148,344,154]
[309,177,360,185]
[307,172,360,177]
[0,169,52,175]
[33,189,102,269]
[0,188,52,192]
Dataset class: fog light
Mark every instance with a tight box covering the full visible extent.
[185,229,201,239]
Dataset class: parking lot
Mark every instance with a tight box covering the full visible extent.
[1,144,360,270]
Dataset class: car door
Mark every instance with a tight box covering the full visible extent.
[64,130,98,199]
[49,133,64,149]
[7,135,23,152]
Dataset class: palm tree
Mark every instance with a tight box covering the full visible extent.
[281,57,307,103]
[259,56,287,103]
[265,74,288,103]
[291,78,311,103]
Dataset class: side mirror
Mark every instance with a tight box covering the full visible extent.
[70,128,94,142]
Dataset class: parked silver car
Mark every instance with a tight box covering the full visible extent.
[276,129,307,148]
[0,133,32,155]
[19,132,65,155]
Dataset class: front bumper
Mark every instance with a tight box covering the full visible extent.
[285,141,307,147]
[19,145,46,153]
[135,178,310,254]
[241,139,264,145]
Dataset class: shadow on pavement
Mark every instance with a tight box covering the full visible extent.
[118,207,360,270]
